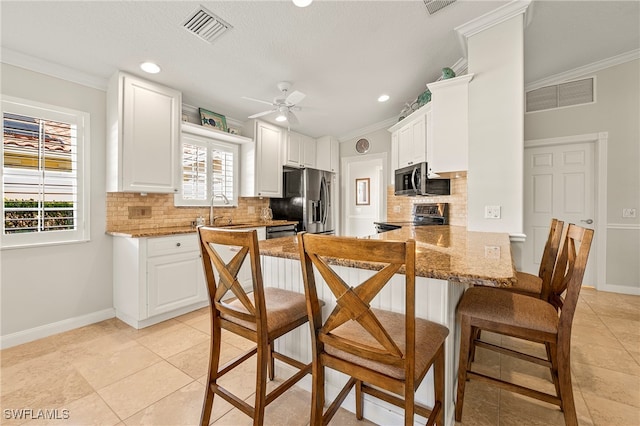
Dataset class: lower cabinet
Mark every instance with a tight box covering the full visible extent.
[113,233,208,329]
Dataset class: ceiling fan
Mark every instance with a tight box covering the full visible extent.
[243,82,306,125]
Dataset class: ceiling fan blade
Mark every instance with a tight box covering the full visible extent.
[285,90,306,106]
[287,110,299,125]
[248,109,276,119]
[242,96,275,106]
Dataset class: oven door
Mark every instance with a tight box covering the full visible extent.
[266,224,297,239]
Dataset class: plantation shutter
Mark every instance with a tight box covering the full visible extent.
[182,142,207,200]
[175,132,238,207]
[3,112,78,234]
[211,146,233,202]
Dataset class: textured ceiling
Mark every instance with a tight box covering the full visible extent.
[1,1,638,139]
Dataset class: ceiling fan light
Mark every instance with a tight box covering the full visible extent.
[275,114,287,122]
[292,0,313,7]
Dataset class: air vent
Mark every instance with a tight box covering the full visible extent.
[182,6,232,44]
[526,78,594,112]
[423,0,456,15]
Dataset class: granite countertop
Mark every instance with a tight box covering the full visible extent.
[107,220,298,238]
[259,225,516,287]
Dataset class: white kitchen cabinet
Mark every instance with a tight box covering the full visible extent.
[316,136,339,173]
[113,233,207,329]
[210,227,266,292]
[426,74,473,175]
[284,131,316,168]
[241,120,283,197]
[106,71,181,193]
[391,108,427,169]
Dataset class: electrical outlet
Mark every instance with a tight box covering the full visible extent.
[485,246,501,259]
[484,205,501,219]
[393,205,401,213]
[128,206,152,219]
[248,206,255,214]
[623,208,637,218]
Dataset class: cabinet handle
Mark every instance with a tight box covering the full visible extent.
[176,242,181,247]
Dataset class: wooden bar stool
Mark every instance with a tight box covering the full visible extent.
[198,228,311,426]
[510,218,564,297]
[455,224,594,426]
[297,233,449,426]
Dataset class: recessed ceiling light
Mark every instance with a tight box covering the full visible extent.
[292,0,313,7]
[378,94,390,102]
[140,62,161,74]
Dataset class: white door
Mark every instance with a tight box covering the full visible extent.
[523,141,596,286]
[343,156,385,238]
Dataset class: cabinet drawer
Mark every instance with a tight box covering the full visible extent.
[147,234,199,257]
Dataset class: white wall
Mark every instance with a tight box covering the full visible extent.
[1,64,113,344]
[466,15,524,237]
[525,59,640,291]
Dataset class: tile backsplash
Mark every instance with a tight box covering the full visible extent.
[106,193,269,232]
[386,176,467,226]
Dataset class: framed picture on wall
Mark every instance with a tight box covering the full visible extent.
[199,108,228,132]
[356,178,370,205]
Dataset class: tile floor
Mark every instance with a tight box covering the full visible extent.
[1,287,638,425]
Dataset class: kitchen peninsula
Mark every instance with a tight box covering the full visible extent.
[258,225,516,426]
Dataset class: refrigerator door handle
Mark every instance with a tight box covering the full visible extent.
[321,176,329,225]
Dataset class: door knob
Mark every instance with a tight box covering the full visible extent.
[581,219,594,224]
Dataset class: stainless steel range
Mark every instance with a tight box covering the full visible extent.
[374,203,448,233]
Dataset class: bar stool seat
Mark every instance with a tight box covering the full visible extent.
[325,308,449,380]
[513,270,543,295]
[221,287,308,334]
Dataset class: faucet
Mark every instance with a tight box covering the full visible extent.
[210,193,230,225]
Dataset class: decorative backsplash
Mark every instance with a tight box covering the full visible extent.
[386,176,467,226]
[106,193,269,232]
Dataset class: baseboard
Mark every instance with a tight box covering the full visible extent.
[0,308,116,349]
[275,360,439,426]
[115,301,209,329]
[599,283,640,296]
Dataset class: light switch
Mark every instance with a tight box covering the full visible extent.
[484,205,501,219]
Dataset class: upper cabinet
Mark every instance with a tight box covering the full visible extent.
[106,72,181,193]
[426,74,474,176]
[241,120,283,198]
[389,107,428,169]
[316,136,339,173]
[284,131,316,168]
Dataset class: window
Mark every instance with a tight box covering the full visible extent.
[175,131,238,207]
[2,96,90,248]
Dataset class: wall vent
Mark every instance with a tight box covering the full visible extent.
[526,78,594,112]
[423,0,457,15]
[182,6,232,44]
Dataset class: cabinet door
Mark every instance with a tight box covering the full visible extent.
[255,122,283,197]
[147,252,206,317]
[284,131,302,167]
[301,135,317,168]
[397,113,426,168]
[316,136,338,173]
[122,75,180,193]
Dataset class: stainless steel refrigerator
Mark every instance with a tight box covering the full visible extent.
[269,167,334,234]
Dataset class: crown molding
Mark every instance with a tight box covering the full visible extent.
[525,49,640,92]
[455,0,532,57]
[337,117,398,143]
[1,47,108,90]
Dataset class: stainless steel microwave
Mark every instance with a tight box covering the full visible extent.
[394,163,450,196]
